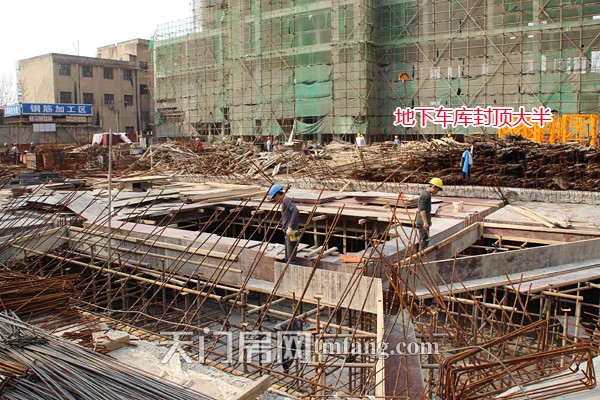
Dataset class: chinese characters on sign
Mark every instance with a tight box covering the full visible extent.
[3,104,21,117]
[21,103,93,116]
[393,106,553,129]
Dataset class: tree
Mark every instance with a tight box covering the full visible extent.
[0,74,17,106]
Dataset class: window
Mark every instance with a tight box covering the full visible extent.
[123,70,132,81]
[59,64,71,76]
[60,91,72,103]
[124,95,134,107]
[139,61,148,71]
[140,84,149,95]
[429,67,441,79]
[82,66,93,78]
[104,94,114,105]
[83,93,94,105]
[482,63,489,75]
[103,67,113,79]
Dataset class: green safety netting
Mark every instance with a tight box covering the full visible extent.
[295,65,332,82]
[294,116,329,135]
[294,65,333,117]
[295,81,332,99]
[332,117,368,136]
[295,99,331,117]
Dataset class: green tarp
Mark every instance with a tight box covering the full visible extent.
[295,81,333,99]
[295,98,331,116]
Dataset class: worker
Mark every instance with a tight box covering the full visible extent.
[194,137,204,153]
[29,142,35,153]
[207,133,215,147]
[460,147,473,179]
[11,143,19,165]
[415,178,443,251]
[393,135,400,145]
[266,136,273,152]
[273,136,280,152]
[257,135,264,152]
[269,184,300,263]
[355,132,366,149]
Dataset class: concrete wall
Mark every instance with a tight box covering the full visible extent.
[18,55,55,103]
[0,124,99,145]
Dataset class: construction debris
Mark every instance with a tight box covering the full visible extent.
[1,133,600,399]
[73,136,600,192]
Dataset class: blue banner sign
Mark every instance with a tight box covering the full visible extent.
[3,104,21,117]
[22,103,93,116]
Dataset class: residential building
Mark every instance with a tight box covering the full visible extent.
[18,39,152,133]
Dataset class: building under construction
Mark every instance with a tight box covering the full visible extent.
[152,0,600,141]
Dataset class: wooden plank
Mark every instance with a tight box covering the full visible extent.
[509,266,600,293]
[506,204,571,228]
[414,259,600,299]
[483,222,600,242]
[234,376,271,400]
[482,234,563,245]
[416,222,482,262]
[340,254,363,263]
[112,175,170,183]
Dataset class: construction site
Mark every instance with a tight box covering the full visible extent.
[1,1,600,399]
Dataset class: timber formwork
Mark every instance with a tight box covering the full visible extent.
[2,182,600,398]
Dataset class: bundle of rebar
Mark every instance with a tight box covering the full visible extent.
[0,269,78,316]
[0,311,215,400]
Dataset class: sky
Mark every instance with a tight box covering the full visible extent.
[1,0,193,91]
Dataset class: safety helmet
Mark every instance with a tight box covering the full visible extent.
[30,142,34,145]
[268,184,284,200]
[195,137,200,140]
[394,135,398,139]
[3,143,7,146]
[267,136,271,140]
[357,132,362,136]
[429,178,443,190]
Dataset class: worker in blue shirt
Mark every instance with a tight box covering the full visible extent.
[269,184,300,263]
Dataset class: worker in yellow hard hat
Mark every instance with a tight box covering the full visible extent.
[393,135,400,145]
[355,132,365,149]
[414,178,443,251]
